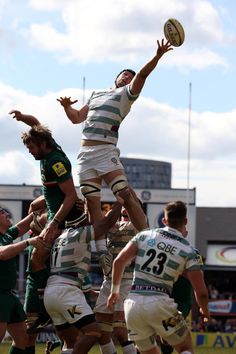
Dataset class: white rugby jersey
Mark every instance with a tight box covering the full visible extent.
[48,225,95,287]
[130,226,203,296]
[81,85,139,145]
[106,220,137,280]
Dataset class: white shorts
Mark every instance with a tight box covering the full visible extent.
[44,282,94,326]
[124,294,189,346]
[77,144,124,181]
[94,278,132,314]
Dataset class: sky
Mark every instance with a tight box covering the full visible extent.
[0,0,236,207]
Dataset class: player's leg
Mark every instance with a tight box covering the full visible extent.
[3,292,28,352]
[113,280,137,354]
[54,325,78,354]
[103,169,148,231]
[172,330,193,354]
[7,321,28,351]
[79,174,112,276]
[96,312,117,354]
[24,270,51,337]
[159,308,193,354]
[79,177,103,223]
[94,279,117,354]
[113,311,136,354]
[72,319,102,354]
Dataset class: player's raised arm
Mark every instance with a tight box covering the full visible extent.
[57,96,89,124]
[129,39,173,95]
[9,110,40,127]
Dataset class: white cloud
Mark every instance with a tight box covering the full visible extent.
[20,0,232,70]
[1,80,236,206]
[28,23,68,51]
[165,48,229,71]
[0,151,40,184]
[29,0,66,11]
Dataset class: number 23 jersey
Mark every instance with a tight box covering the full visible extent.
[130,226,203,295]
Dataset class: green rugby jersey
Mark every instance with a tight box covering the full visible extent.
[40,147,72,221]
[0,226,19,290]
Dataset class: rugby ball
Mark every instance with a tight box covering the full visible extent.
[164,18,185,47]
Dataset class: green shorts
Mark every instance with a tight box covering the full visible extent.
[0,289,26,323]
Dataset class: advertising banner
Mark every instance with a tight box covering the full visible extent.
[208,300,236,316]
[206,244,236,266]
[192,332,236,349]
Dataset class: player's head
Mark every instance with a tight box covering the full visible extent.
[0,206,12,230]
[163,200,187,231]
[115,69,136,88]
[21,125,55,160]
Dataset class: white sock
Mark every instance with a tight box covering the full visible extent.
[100,340,117,354]
[122,342,137,354]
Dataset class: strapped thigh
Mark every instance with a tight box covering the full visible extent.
[108,175,128,196]
[80,181,101,197]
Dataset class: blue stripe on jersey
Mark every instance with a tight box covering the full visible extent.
[92,104,121,116]
[83,127,118,138]
[90,116,120,126]
[167,259,179,270]
[179,250,189,259]
[61,249,74,256]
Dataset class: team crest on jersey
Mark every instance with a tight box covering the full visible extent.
[52,162,67,176]
[111,157,118,165]
[147,239,156,247]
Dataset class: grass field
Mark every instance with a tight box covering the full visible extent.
[0,342,235,353]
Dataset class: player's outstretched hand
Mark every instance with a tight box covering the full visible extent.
[156,38,173,59]
[9,110,22,121]
[57,96,78,108]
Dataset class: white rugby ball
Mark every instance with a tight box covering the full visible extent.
[164,18,185,47]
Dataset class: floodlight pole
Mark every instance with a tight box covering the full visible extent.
[186,82,192,209]
[82,76,86,129]
[82,76,86,105]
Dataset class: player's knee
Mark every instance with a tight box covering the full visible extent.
[108,176,129,198]
[80,181,101,198]
[135,335,157,352]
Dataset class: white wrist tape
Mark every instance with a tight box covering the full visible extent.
[111,284,120,294]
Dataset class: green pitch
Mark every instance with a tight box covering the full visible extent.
[0,343,235,354]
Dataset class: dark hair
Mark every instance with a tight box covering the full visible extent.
[115,69,136,87]
[21,125,54,149]
[165,200,187,228]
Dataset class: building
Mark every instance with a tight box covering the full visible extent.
[120,157,171,189]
